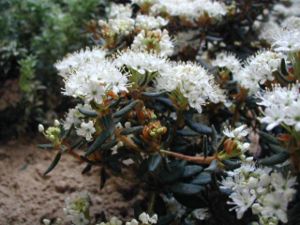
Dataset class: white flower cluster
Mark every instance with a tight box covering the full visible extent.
[236,51,282,93]
[211,52,241,76]
[63,192,91,225]
[221,163,297,225]
[135,15,168,30]
[100,3,135,36]
[56,48,128,105]
[257,83,300,131]
[131,29,174,56]
[156,62,226,113]
[97,213,158,225]
[54,48,106,79]
[148,0,227,23]
[114,50,169,75]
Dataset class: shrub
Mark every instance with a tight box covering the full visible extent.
[40,1,300,225]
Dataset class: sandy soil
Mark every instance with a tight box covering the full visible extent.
[0,139,141,225]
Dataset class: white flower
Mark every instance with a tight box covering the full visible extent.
[76,121,96,141]
[135,15,168,30]
[281,16,300,31]
[131,29,174,56]
[192,208,210,220]
[257,83,300,131]
[64,192,91,225]
[236,51,282,93]
[211,52,241,75]
[139,212,158,224]
[54,47,106,78]
[223,125,249,140]
[156,62,225,113]
[114,50,169,75]
[228,189,256,219]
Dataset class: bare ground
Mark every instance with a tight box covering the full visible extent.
[0,139,141,225]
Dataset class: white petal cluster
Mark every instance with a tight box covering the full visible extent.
[211,52,241,75]
[135,15,168,30]
[272,29,300,53]
[221,163,297,224]
[108,3,132,19]
[236,51,282,93]
[131,29,174,56]
[257,83,300,131]
[54,48,106,78]
[61,52,128,104]
[97,213,158,225]
[156,62,225,113]
[63,192,91,225]
[149,0,227,22]
[99,3,135,36]
[114,50,169,75]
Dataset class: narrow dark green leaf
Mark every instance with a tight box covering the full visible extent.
[157,214,175,225]
[44,152,62,176]
[204,160,218,172]
[113,100,140,118]
[176,128,199,136]
[142,91,166,97]
[268,143,287,154]
[259,152,289,166]
[280,58,288,76]
[120,126,143,135]
[148,154,162,172]
[182,165,203,178]
[191,172,212,185]
[78,108,98,117]
[37,143,54,149]
[259,131,279,145]
[85,131,111,156]
[222,159,241,169]
[170,183,204,195]
[185,118,212,135]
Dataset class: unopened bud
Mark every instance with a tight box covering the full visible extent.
[54,119,60,127]
[38,124,45,133]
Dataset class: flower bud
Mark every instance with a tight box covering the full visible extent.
[247,177,258,189]
[38,124,45,133]
[54,119,60,127]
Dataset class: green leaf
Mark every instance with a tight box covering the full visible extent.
[85,130,111,156]
[78,108,98,117]
[176,128,199,136]
[259,131,279,145]
[191,172,212,185]
[44,152,62,176]
[120,126,143,135]
[170,183,204,195]
[157,214,175,225]
[182,165,203,178]
[204,160,218,172]
[113,100,140,118]
[185,118,212,135]
[148,154,162,172]
[268,143,287,154]
[37,143,54,149]
[142,91,166,97]
[259,152,289,166]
